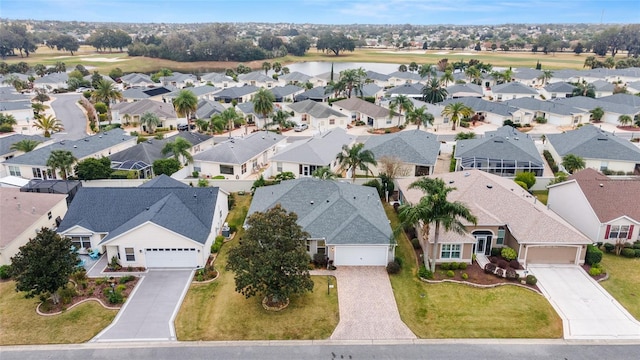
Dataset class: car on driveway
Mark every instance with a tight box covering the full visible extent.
[294,123,308,132]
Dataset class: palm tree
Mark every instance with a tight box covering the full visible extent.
[421,78,448,104]
[441,102,473,130]
[573,81,596,98]
[162,137,193,165]
[339,68,367,98]
[419,64,437,82]
[210,115,227,134]
[31,103,46,119]
[618,114,633,127]
[589,107,604,122]
[173,90,198,125]
[195,118,209,133]
[272,62,282,74]
[217,107,243,137]
[32,114,64,137]
[252,88,275,130]
[406,106,434,130]
[10,139,40,152]
[140,111,161,134]
[262,61,272,75]
[312,167,337,180]
[0,114,17,132]
[465,66,481,84]
[399,177,477,272]
[91,79,122,105]
[562,154,586,174]
[537,70,553,86]
[47,150,77,179]
[336,143,377,182]
[271,109,291,130]
[440,70,454,87]
[390,95,414,126]
[501,68,514,83]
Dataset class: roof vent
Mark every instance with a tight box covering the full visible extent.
[73,145,77,148]
[449,180,454,184]
[84,139,89,142]
[146,207,149,210]
[486,184,493,189]
[463,172,470,177]
[310,200,314,205]
[599,183,603,187]
[31,207,36,214]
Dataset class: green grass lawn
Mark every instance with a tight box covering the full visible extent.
[600,253,640,320]
[0,281,116,345]
[175,192,339,340]
[532,190,549,205]
[385,204,563,338]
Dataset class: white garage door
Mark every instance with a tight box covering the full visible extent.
[334,246,388,266]
[145,248,198,268]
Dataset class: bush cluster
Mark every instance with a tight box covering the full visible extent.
[585,244,603,265]
[621,248,636,258]
[418,265,433,279]
[497,259,509,269]
[505,268,519,280]
[484,263,497,274]
[490,247,502,257]
[603,243,615,253]
[0,265,12,279]
[543,150,559,173]
[386,260,401,275]
[446,270,455,277]
[461,273,469,280]
[119,275,135,284]
[525,275,538,286]
[210,235,225,253]
[501,247,518,261]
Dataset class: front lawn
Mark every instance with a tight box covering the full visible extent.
[0,281,116,345]
[385,204,563,338]
[175,192,339,340]
[600,253,640,320]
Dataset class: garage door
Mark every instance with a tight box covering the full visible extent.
[333,246,388,266]
[526,246,579,264]
[145,248,198,268]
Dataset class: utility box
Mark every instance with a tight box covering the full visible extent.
[221,222,230,238]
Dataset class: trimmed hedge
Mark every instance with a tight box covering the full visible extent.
[501,247,517,261]
[418,265,433,279]
[210,235,225,253]
[621,248,636,258]
[585,244,603,265]
[386,261,401,274]
[525,275,538,286]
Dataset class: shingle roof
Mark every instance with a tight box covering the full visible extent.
[385,83,424,96]
[0,100,33,111]
[269,84,304,99]
[235,101,257,116]
[365,70,390,81]
[34,72,68,84]
[546,125,640,161]
[214,85,259,100]
[397,170,591,245]
[193,131,284,165]
[553,96,639,115]
[592,80,615,91]
[238,71,273,83]
[361,83,383,97]
[196,99,226,119]
[271,128,354,165]
[446,83,483,97]
[200,72,234,83]
[58,183,219,245]
[332,97,393,118]
[121,73,154,85]
[287,99,346,118]
[111,99,177,118]
[513,68,542,80]
[122,87,150,100]
[166,85,219,98]
[109,132,210,165]
[441,97,518,116]
[248,178,392,246]
[492,82,539,95]
[388,71,424,81]
[294,86,331,101]
[567,168,640,223]
[5,129,135,166]
[544,82,577,93]
[363,129,439,166]
[504,97,584,116]
[0,87,30,101]
[139,174,188,188]
[598,93,640,109]
[280,71,312,83]
[455,126,543,165]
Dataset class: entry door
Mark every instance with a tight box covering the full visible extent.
[302,165,310,176]
[476,237,486,254]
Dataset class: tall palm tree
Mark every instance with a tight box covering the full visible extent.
[336,143,377,182]
[441,102,473,131]
[501,68,514,83]
[31,103,46,119]
[618,114,633,126]
[217,107,243,137]
[562,154,586,174]
[173,90,198,123]
[10,139,41,152]
[140,111,161,134]
[589,107,604,122]
[406,106,434,130]
[440,70,454,87]
[210,114,227,134]
[272,62,282,74]
[91,79,122,105]
[312,167,337,180]
[262,61,272,75]
[252,88,275,130]
[339,68,367,98]
[465,66,481,84]
[271,109,291,130]
[390,95,414,126]
[32,114,64,137]
[537,70,553,86]
[162,137,193,165]
[419,64,437,82]
[421,78,449,104]
[399,178,477,272]
[47,150,77,179]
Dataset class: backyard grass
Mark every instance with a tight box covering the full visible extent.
[385,204,563,338]
[600,253,640,320]
[175,192,339,340]
[3,45,588,74]
[532,190,549,205]
[0,281,116,345]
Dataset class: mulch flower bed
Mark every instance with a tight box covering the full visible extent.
[193,256,218,282]
[581,264,607,281]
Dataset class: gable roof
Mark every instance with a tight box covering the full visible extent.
[166,85,219,98]
[0,134,47,155]
[385,83,424,96]
[554,96,640,115]
[504,97,584,116]
[546,125,640,162]
[269,84,304,98]
[111,99,177,118]
[492,82,539,95]
[271,128,354,165]
[121,73,154,85]
[248,178,392,246]
[544,82,577,93]
[363,129,440,166]
[195,98,226,119]
[598,93,640,109]
[287,99,346,119]
[566,168,640,223]
[365,70,390,82]
[446,83,483,97]
[214,85,259,100]
[200,72,234,83]
[139,174,189,188]
[397,170,591,245]
[332,97,393,118]
[238,71,274,83]
[235,101,258,116]
[455,126,543,165]
[34,72,68,84]
[388,71,423,81]
[279,71,312,83]
[58,184,219,244]
[441,97,519,117]
[294,86,331,101]
[360,83,383,97]
[193,131,284,165]
[592,80,615,91]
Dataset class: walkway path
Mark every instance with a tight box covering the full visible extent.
[312,267,416,340]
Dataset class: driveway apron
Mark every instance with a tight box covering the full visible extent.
[322,267,416,340]
[529,264,640,340]
[92,270,193,342]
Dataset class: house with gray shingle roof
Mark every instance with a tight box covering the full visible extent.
[192,131,286,180]
[398,170,591,266]
[512,68,543,87]
[0,134,49,174]
[388,71,424,86]
[269,128,355,178]
[121,73,154,87]
[110,99,179,130]
[269,84,305,102]
[57,175,228,269]
[541,82,576,99]
[279,71,312,85]
[545,125,640,174]
[504,97,589,126]
[33,72,69,92]
[554,96,640,125]
[454,126,544,177]
[247,178,395,266]
[238,71,279,88]
[294,86,331,102]
[598,93,640,108]
[491,82,539,101]
[199,72,235,88]
[287,99,349,131]
[365,70,391,87]
[2,129,136,180]
[0,99,35,134]
[385,83,424,99]
[363,130,440,177]
[332,97,398,129]
[159,72,198,89]
[213,85,258,103]
[163,85,220,103]
[195,99,226,120]
[440,98,529,127]
[360,83,384,99]
[592,80,615,98]
[548,168,640,244]
[446,83,483,99]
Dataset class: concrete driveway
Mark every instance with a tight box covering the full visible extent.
[529,264,640,340]
[49,93,87,140]
[316,267,415,340]
[92,270,193,342]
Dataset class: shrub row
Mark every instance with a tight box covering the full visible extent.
[210,235,225,253]
[585,244,603,265]
[484,263,523,282]
[543,150,559,173]
[439,262,468,270]
[418,265,433,279]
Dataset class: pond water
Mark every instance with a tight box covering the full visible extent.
[285,62,402,76]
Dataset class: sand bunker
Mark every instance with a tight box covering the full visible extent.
[79,57,129,62]
[453,52,474,55]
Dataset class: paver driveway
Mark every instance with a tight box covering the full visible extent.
[92,270,193,342]
[529,264,640,340]
[324,267,416,340]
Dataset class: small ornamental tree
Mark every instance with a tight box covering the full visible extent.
[152,158,181,176]
[74,157,112,180]
[10,228,78,304]
[227,204,314,309]
[514,172,536,190]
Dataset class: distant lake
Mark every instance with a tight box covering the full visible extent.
[285,62,402,76]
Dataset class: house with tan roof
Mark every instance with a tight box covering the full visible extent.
[110,99,179,131]
[332,97,399,129]
[286,100,350,131]
[0,188,68,265]
[397,170,591,267]
[547,168,640,244]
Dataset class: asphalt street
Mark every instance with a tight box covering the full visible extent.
[49,93,87,140]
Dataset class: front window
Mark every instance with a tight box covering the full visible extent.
[496,228,505,245]
[69,236,91,249]
[600,161,608,171]
[441,244,461,259]
[32,167,42,178]
[329,118,335,125]
[125,247,135,262]
[608,225,630,239]
[9,166,21,177]
[241,163,247,174]
[277,162,282,172]
[220,165,234,175]
[317,240,326,255]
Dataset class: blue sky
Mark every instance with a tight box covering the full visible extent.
[2,0,639,24]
